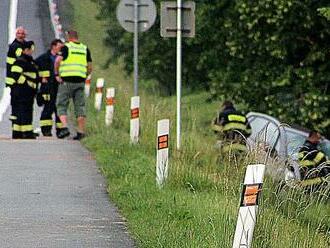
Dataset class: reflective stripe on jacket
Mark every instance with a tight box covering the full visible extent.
[8,55,39,102]
[219,110,251,136]
[6,40,25,87]
[59,42,87,78]
[298,149,326,168]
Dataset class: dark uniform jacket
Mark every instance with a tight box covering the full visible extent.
[217,106,251,139]
[6,39,25,87]
[298,140,327,179]
[35,50,57,103]
[35,50,56,84]
[10,54,39,104]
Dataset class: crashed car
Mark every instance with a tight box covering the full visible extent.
[246,112,330,186]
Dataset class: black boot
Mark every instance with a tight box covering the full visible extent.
[57,127,70,139]
[22,131,37,139]
[73,132,85,140]
[41,126,52,137]
[12,131,22,139]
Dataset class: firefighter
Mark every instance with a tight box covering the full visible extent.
[35,39,64,137]
[8,41,39,139]
[0,27,27,121]
[212,100,251,153]
[298,131,330,181]
[6,27,27,88]
[54,30,93,140]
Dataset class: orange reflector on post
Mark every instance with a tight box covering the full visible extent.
[85,78,91,85]
[131,108,139,119]
[106,97,115,106]
[158,135,169,150]
[96,87,103,93]
[240,184,262,207]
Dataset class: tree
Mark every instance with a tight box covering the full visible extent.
[93,0,330,136]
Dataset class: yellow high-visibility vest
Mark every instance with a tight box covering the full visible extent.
[59,42,87,78]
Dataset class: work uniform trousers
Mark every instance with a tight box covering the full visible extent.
[40,83,63,134]
[11,100,34,139]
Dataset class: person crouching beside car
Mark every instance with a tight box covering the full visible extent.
[212,100,251,153]
[298,130,330,181]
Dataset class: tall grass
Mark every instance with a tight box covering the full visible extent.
[67,0,330,247]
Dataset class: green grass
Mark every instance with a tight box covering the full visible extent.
[67,0,330,247]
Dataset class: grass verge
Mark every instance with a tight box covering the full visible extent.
[67,0,330,247]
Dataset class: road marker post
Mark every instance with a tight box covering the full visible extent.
[105,88,115,126]
[233,164,266,248]
[156,119,170,187]
[85,74,92,97]
[94,78,104,111]
[130,96,140,144]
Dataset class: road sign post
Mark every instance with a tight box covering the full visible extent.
[160,1,195,149]
[117,0,157,96]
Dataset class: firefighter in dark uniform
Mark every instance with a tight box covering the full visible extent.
[5,27,26,88]
[298,131,330,181]
[35,39,64,137]
[213,101,251,153]
[8,41,39,139]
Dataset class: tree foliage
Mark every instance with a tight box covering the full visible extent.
[318,7,330,21]
[93,0,330,136]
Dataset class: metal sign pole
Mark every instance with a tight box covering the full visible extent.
[176,0,182,150]
[134,0,139,96]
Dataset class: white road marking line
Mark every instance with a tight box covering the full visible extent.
[9,0,18,44]
[0,0,18,120]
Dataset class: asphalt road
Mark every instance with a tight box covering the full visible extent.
[0,1,135,247]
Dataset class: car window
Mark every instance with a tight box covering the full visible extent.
[319,141,330,158]
[249,117,280,149]
[285,130,307,158]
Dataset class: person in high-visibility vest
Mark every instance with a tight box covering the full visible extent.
[8,41,39,139]
[54,30,92,140]
[212,100,251,153]
[35,39,65,137]
[298,131,330,180]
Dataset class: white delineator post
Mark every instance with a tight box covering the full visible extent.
[94,78,104,111]
[130,96,140,144]
[233,164,266,248]
[105,87,115,126]
[156,119,170,187]
[85,74,92,97]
